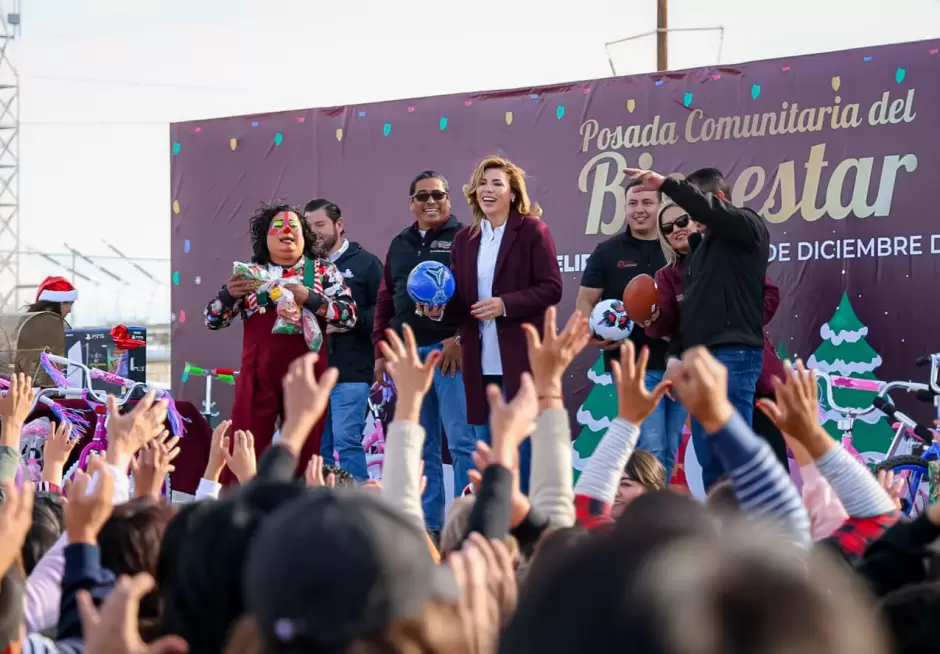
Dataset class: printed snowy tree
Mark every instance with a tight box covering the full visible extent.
[806,292,893,458]
[571,354,619,484]
[776,340,794,363]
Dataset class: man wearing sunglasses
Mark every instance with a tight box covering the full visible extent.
[372,170,471,535]
[625,166,770,492]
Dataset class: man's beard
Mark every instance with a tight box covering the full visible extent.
[311,229,337,259]
[320,228,339,253]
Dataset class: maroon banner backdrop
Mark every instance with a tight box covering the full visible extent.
[171,39,940,462]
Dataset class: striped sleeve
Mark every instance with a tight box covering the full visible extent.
[710,412,811,549]
[813,444,897,518]
[573,418,639,528]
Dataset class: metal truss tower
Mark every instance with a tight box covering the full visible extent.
[0,3,18,312]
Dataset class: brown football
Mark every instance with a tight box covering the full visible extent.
[622,274,659,323]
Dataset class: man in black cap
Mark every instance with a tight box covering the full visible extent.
[244,488,459,651]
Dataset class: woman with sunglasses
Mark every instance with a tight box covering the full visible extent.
[647,202,789,472]
[634,202,697,482]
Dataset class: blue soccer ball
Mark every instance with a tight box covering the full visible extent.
[407,261,456,306]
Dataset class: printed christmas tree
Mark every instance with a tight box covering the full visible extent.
[572,354,619,484]
[806,292,893,458]
[776,340,794,363]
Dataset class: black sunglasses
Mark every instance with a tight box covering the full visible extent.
[411,190,448,203]
[660,213,690,236]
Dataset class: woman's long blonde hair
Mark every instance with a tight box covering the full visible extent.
[657,200,684,268]
[463,155,542,237]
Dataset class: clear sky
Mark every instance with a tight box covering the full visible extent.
[13,0,940,327]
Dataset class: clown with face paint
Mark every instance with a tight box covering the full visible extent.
[205,204,358,483]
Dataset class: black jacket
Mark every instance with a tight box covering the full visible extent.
[327,241,383,385]
[373,216,463,356]
[661,177,769,351]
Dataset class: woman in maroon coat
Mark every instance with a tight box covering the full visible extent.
[430,156,562,492]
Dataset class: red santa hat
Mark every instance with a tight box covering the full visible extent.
[36,276,78,303]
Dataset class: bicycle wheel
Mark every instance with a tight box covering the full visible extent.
[875,456,930,517]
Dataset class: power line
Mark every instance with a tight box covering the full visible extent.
[24,74,248,93]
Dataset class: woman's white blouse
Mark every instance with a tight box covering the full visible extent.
[477,219,506,375]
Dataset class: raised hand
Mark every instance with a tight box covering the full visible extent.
[622,167,666,190]
[877,469,904,511]
[304,454,335,488]
[488,374,539,470]
[43,421,79,485]
[0,479,34,575]
[66,458,115,546]
[131,430,179,499]
[203,419,231,482]
[449,533,517,654]
[757,360,825,453]
[670,347,734,433]
[610,340,671,424]
[522,307,591,400]
[0,373,35,446]
[223,430,257,484]
[280,353,338,456]
[380,325,439,423]
[106,391,169,471]
[77,573,189,654]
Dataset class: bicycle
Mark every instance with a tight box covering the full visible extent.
[180,362,238,427]
[39,352,187,496]
[870,354,940,515]
[815,357,940,516]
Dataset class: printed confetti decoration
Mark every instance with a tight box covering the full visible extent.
[251,121,259,127]
[654,80,664,87]
[895,67,906,83]
[407,106,415,113]
[172,142,181,155]
[682,92,693,107]
[863,56,873,62]
[359,111,367,117]
[556,105,565,120]
[183,239,191,254]
[930,48,938,55]
[179,310,187,324]
[505,111,513,125]
[751,84,761,99]
[831,76,841,91]
[383,123,391,136]
[529,94,539,100]
[194,276,202,285]
[172,271,180,286]
[464,100,472,106]
[439,117,448,130]
[274,132,283,146]
[172,200,181,215]
[230,138,237,151]
[336,128,343,142]
[626,99,636,113]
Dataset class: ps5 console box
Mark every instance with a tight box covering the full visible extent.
[65,326,147,395]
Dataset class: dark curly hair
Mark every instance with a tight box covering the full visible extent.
[249,203,324,265]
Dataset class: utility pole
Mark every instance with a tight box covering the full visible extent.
[656,0,668,71]
[0,2,19,312]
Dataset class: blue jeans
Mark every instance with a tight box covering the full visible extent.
[637,370,688,483]
[320,382,371,481]
[690,346,764,492]
[418,342,474,530]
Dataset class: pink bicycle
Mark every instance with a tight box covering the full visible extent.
[39,352,187,495]
[815,361,939,516]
